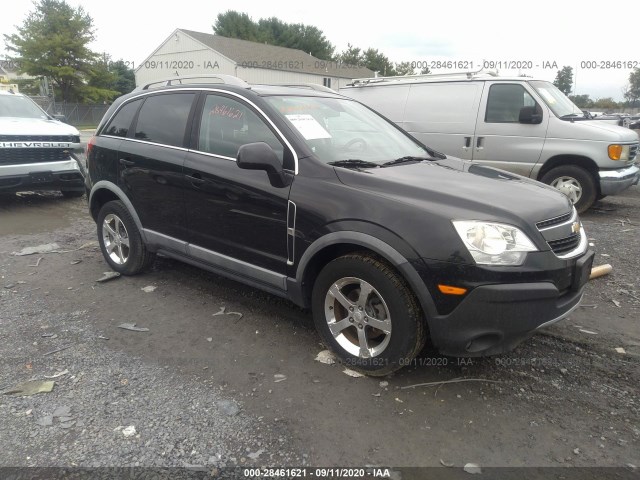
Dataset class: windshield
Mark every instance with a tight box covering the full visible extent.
[0,94,49,119]
[529,80,583,118]
[265,95,428,164]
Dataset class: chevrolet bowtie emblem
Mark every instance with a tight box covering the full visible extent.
[572,222,580,234]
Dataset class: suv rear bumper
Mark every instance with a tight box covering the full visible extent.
[427,250,595,357]
[599,164,640,195]
[0,160,84,193]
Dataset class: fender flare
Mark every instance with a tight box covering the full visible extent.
[293,231,438,319]
[89,181,147,242]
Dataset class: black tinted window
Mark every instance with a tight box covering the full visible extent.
[198,94,284,160]
[103,99,142,137]
[485,84,536,123]
[134,93,195,147]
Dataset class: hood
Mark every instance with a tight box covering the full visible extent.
[550,117,638,142]
[334,157,573,230]
[0,117,79,136]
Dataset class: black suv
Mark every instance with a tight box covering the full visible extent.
[86,75,594,375]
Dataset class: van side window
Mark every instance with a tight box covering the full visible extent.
[198,95,285,163]
[485,84,537,123]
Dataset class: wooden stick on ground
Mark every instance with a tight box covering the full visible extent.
[589,264,612,280]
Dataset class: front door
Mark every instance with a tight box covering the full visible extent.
[472,82,548,177]
[184,93,292,276]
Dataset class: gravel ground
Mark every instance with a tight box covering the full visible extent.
[1,188,639,477]
[0,294,304,469]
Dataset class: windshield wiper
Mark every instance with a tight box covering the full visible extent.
[328,159,380,169]
[560,113,581,119]
[381,156,431,167]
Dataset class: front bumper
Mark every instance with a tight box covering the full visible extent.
[0,159,84,193]
[599,164,640,195]
[427,250,595,357]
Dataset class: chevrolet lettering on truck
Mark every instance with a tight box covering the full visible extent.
[0,89,85,197]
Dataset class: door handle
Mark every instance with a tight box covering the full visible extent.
[476,137,484,150]
[119,158,135,167]
[463,137,471,149]
[187,172,205,185]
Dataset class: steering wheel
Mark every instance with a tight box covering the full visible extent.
[343,138,368,151]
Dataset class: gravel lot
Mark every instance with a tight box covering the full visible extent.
[0,186,639,477]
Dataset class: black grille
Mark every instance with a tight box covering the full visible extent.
[536,212,572,230]
[630,143,638,162]
[548,233,581,255]
[0,149,71,165]
[0,135,79,143]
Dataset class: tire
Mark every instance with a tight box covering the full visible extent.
[96,200,155,275]
[540,165,596,214]
[311,253,426,376]
[61,190,84,198]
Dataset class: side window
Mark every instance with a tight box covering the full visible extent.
[134,93,195,147]
[485,84,537,123]
[198,95,284,161]
[103,99,142,137]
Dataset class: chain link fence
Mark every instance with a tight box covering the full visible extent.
[30,96,110,127]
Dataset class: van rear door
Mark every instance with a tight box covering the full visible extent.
[472,82,548,176]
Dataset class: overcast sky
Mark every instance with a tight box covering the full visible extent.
[1,0,637,100]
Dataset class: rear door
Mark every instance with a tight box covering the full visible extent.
[472,82,548,176]
[118,92,196,241]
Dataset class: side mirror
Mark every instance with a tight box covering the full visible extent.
[237,142,292,188]
[52,113,67,123]
[519,106,542,124]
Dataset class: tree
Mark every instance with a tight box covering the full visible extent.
[623,68,640,108]
[213,11,260,42]
[3,0,109,103]
[592,97,619,110]
[395,62,415,76]
[213,11,334,60]
[420,66,431,75]
[553,66,573,95]
[336,44,363,66]
[569,94,593,108]
[362,48,395,76]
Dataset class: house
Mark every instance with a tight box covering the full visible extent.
[135,29,373,90]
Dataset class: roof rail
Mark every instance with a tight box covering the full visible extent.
[347,69,499,86]
[272,83,336,93]
[133,74,250,91]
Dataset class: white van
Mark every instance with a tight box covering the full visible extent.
[339,72,639,212]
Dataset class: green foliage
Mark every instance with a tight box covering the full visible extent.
[213,11,260,41]
[3,0,107,102]
[13,78,42,96]
[86,56,135,101]
[362,48,395,76]
[336,44,363,66]
[420,66,431,75]
[395,62,415,76]
[569,94,593,108]
[592,97,619,109]
[213,11,334,60]
[623,68,640,106]
[553,66,573,95]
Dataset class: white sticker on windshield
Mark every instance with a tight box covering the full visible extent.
[285,114,331,140]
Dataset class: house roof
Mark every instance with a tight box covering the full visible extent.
[179,29,374,79]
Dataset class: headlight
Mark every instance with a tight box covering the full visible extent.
[452,221,538,266]
[608,144,630,161]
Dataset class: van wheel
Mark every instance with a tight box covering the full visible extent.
[311,253,426,376]
[97,200,155,275]
[541,165,596,214]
